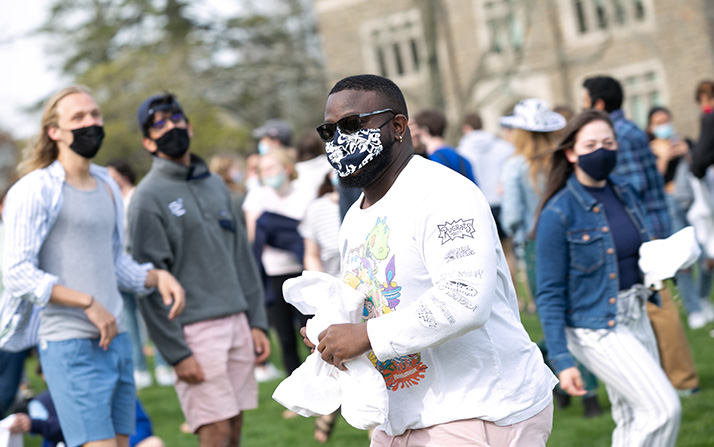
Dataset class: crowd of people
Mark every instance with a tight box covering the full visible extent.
[0,72,712,447]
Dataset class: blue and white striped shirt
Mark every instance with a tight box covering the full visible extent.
[0,160,153,351]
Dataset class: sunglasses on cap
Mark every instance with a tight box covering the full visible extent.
[316,108,396,142]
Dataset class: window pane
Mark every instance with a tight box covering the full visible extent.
[595,0,608,29]
[649,91,661,107]
[631,95,646,129]
[574,0,587,33]
[393,43,404,76]
[634,0,645,20]
[489,20,502,53]
[376,47,387,77]
[509,12,524,50]
[612,0,626,25]
[410,38,420,70]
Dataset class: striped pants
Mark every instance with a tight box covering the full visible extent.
[566,285,681,447]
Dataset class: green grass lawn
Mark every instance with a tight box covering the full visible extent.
[20,311,714,446]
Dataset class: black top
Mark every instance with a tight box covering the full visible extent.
[585,183,642,290]
[691,112,714,178]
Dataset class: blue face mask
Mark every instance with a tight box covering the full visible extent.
[653,123,674,140]
[258,141,271,155]
[578,147,618,181]
[262,171,287,190]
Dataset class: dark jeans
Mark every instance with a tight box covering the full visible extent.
[0,349,29,416]
[121,291,168,372]
[267,273,310,375]
[490,205,507,240]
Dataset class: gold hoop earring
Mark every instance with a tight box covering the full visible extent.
[396,135,403,143]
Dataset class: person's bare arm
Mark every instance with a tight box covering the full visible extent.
[245,210,260,243]
[316,323,371,371]
[251,328,271,364]
[650,139,672,176]
[50,285,117,350]
[144,269,185,320]
[8,413,31,433]
[174,356,205,384]
[303,238,324,272]
[558,367,587,396]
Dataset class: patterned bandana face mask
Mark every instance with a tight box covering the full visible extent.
[325,128,385,177]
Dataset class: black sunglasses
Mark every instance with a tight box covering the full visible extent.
[316,108,396,142]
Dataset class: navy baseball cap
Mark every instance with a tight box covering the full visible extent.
[136,93,185,132]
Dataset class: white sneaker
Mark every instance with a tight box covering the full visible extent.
[688,311,707,330]
[254,363,283,383]
[700,299,714,323]
[134,370,153,389]
[154,365,174,386]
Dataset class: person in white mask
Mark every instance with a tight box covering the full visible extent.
[243,149,314,396]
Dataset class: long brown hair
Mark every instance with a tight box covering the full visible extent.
[513,128,558,193]
[532,110,614,234]
[17,85,92,176]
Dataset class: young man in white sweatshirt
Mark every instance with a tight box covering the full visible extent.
[308,74,557,446]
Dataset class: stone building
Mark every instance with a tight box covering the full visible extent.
[313,0,714,139]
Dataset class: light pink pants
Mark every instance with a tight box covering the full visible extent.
[370,401,553,447]
[175,312,258,433]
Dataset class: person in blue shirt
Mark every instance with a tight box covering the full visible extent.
[409,109,477,184]
[535,110,680,447]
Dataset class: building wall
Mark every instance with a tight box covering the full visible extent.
[313,0,714,141]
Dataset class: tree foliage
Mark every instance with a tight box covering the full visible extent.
[0,128,19,190]
[40,0,326,175]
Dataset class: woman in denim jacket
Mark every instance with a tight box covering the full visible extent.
[535,110,680,447]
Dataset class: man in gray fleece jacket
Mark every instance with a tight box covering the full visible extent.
[128,92,270,447]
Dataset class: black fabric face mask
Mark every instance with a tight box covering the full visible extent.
[578,147,618,181]
[69,125,105,159]
[154,127,190,158]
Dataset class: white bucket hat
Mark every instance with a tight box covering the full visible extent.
[499,98,566,132]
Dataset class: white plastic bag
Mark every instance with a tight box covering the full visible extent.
[272,353,342,417]
[272,271,389,430]
[639,226,701,289]
[0,415,24,447]
[686,174,714,257]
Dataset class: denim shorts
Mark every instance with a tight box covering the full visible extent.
[39,333,135,447]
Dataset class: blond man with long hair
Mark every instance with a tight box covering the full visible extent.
[1,86,185,447]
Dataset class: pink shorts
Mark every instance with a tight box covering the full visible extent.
[371,401,553,447]
[175,312,258,433]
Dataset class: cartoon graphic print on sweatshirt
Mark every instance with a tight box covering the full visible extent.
[342,217,428,391]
